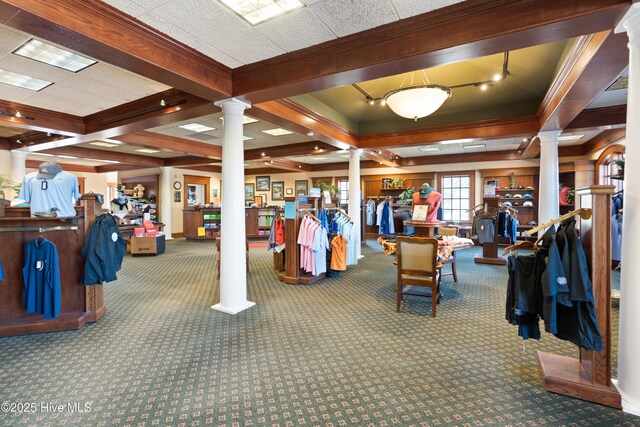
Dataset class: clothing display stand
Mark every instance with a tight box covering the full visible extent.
[528,185,621,409]
[474,197,507,265]
[278,196,325,285]
[0,193,105,336]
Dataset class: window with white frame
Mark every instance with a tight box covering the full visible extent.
[338,179,349,206]
[441,175,471,222]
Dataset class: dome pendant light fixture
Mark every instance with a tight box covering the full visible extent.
[383,71,451,122]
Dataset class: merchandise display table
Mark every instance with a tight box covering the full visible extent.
[378,236,474,262]
[402,220,445,237]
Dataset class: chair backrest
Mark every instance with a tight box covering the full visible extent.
[438,226,458,237]
[396,237,438,275]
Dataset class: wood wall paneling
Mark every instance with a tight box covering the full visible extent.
[565,105,627,132]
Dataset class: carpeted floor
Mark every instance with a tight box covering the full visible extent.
[0,239,637,427]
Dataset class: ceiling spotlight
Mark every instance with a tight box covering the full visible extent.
[492,73,503,81]
[298,165,302,168]
[261,152,266,156]
[380,99,386,106]
[522,138,528,142]
[368,98,375,105]
[479,83,488,91]
[307,131,314,137]
[15,111,22,118]
[314,146,319,150]
[16,139,22,144]
[160,99,166,107]
[270,160,273,164]
[46,132,51,137]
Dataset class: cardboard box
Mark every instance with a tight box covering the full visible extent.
[131,234,165,256]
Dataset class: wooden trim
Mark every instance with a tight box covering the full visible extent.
[538,31,629,131]
[164,156,220,167]
[233,0,630,102]
[401,150,521,167]
[115,131,222,159]
[582,128,626,155]
[558,145,585,158]
[95,164,153,173]
[479,166,540,177]
[595,144,625,183]
[359,116,539,149]
[565,105,627,132]
[0,99,84,135]
[171,232,184,239]
[438,169,476,212]
[41,146,165,167]
[181,165,222,174]
[0,0,232,99]
[251,99,357,149]
[244,141,336,161]
[25,159,97,173]
[521,136,541,159]
[183,174,211,206]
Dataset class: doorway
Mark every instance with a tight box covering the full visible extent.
[183,175,210,207]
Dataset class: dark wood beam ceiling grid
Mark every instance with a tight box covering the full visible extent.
[360,148,401,168]
[251,100,357,150]
[565,105,627,132]
[0,137,11,150]
[581,128,626,154]
[358,116,539,149]
[42,146,164,167]
[163,156,221,167]
[233,0,631,102]
[538,31,629,131]
[178,165,222,174]
[557,145,586,158]
[0,99,84,135]
[94,164,158,174]
[520,136,541,160]
[114,131,222,159]
[244,141,337,161]
[25,159,97,173]
[0,0,232,100]
[400,150,522,167]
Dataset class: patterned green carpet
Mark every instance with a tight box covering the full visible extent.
[0,239,638,426]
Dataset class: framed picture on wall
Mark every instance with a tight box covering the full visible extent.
[174,191,181,203]
[256,176,270,191]
[245,183,255,201]
[286,188,293,195]
[295,180,308,195]
[272,181,284,201]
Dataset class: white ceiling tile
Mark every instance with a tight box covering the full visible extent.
[389,0,465,19]
[0,25,30,58]
[0,53,74,83]
[131,0,172,10]
[255,8,336,53]
[100,0,147,17]
[0,84,37,102]
[79,62,169,94]
[309,0,399,38]
[41,82,117,111]
[24,92,82,114]
[191,42,243,69]
[151,0,285,65]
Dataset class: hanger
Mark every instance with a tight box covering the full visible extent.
[503,240,535,256]
[37,227,45,243]
[524,208,592,237]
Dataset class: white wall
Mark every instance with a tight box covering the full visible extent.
[0,150,11,175]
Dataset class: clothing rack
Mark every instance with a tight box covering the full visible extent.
[534,186,621,408]
[524,208,591,236]
[0,194,106,337]
[0,225,79,233]
[278,196,326,285]
[474,197,515,265]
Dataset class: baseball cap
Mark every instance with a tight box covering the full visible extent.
[37,161,62,179]
[502,201,512,207]
[504,193,513,198]
[523,201,533,207]
[523,194,533,199]
[419,184,430,197]
[513,194,523,198]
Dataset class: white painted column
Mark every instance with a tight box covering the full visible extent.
[348,147,363,260]
[537,131,560,226]
[160,166,173,240]
[614,4,640,416]
[10,150,27,183]
[211,98,255,315]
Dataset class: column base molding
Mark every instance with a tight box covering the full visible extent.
[211,301,255,315]
[612,379,640,416]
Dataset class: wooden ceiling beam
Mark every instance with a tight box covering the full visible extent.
[520,136,541,160]
[0,0,231,100]
[538,31,629,131]
[163,156,220,167]
[41,146,164,167]
[582,128,626,154]
[558,145,586,158]
[25,159,97,174]
[233,0,630,103]
[0,99,84,135]
[94,164,155,173]
[360,148,401,167]
[565,105,627,132]
[244,141,337,161]
[114,130,222,159]
[400,150,522,167]
[181,165,222,174]
[263,159,312,172]
[0,137,10,150]
[358,116,539,149]
[250,100,357,150]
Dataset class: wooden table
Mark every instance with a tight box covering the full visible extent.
[403,220,445,237]
[378,236,474,260]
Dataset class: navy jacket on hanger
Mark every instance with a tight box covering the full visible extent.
[22,238,61,319]
[82,214,126,285]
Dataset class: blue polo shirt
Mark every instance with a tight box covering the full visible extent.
[19,171,81,217]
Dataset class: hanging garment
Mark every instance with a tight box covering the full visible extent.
[23,238,61,319]
[366,199,376,226]
[0,259,4,283]
[475,217,495,244]
[311,225,330,276]
[380,202,390,235]
[506,254,542,341]
[82,214,127,285]
[330,235,348,271]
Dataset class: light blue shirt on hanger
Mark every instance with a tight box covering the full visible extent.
[19,171,81,217]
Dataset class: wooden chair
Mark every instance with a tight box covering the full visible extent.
[437,225,458,286]
[396,237,440,316]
